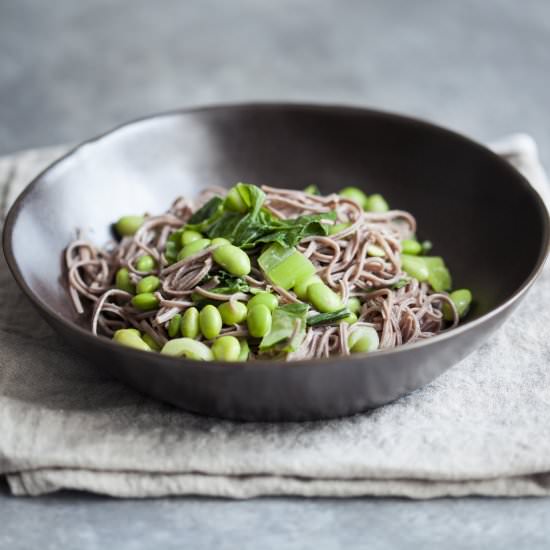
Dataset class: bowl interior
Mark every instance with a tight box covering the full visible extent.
[5,104,548,335]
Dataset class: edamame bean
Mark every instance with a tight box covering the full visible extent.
[443,289,472,321]
[339,187,369,209]
[401,254,430,282]
[401,239,422,255]
[225,187,248,213]
[115,267,134,293]
[211,237,231,247]
[247,304,272,338]
[181,307,200,338]
[113,329,152,351]
[329,222,350,235]
[136,255,156,272]
[177,238,212,261]
[428,265,452,292]
[115,215,145,237]
[366,193,389,212]
[218,301,248,325]
[136,275,160,294]
[212,336,241,361]
[294,275,322,300]
[142,333,161,351]
[247,292,278,312]
[131,292,159,311]
[303,184,319,195]
[168,313,182,338]
[347,297,361,315]
[199,305,223,339]
[341,312,357,324]
[212,244,251,277]
[348,326,379,353]
[366,244,386,257]
[161,338,213,361]
[237,339,250,361]
[181,229,203,246]
[307,282,343,313]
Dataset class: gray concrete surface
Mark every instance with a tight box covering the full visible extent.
[1,1,550,548]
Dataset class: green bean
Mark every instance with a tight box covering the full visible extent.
[177,238,211,261]
[113,329,151,351]
[142,333,161,351]
[212,336,241,361]
[218,301,248,325]
[168,314,182,338]
[115,267,134,294]
[181,229,203,246]
[237,339,250,361]
[225,186,248,213]
[181,307,200,338]
[347,297,361,315]
[339,187,368,209]
[131,292,159,311]
[199,305,223,339]
[247,304,272,338]
[366,244,385,257]
[443,289,472,321]
[211,237,231,247]
[401,254,430,281]
[115,215,145,237]
[212,244,251,277]
[161,337,213,361]
[136,255,156,272]
[136,275,160,294]
[348,326,379,353]
[293,275,321,300]
[329,222,350,235]
[401,239,422,255]
[247,292,278,312]
[365,193,389,212]
[307,282,343,313]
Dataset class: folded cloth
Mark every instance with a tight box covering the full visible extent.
[1,136,549,498]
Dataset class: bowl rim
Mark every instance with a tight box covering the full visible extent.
[3,101,549,370]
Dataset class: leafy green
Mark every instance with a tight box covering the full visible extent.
[201,270,250,295]
[307,308,351,326]
[260,303,309,353]
[391,278,410,290]
[188,183,334,249]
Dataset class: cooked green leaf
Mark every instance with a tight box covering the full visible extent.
[260,303,309,352]
[306,308,351,326]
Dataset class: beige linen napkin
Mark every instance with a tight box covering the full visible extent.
[1,136,549,498]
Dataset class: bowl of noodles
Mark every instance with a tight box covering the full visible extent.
[3,104,549,420]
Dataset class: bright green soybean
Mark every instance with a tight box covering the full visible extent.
[181,307,200,338]
[365,193,389,212]
[247,304,272,338]
[212,336,241,361]
[218,301,248,325]
[247,292,278,312]
[294,275,322,300]
[142,333,161,351]
[115,267,134,294]
[341,312,357,324]
[177,238,212,261]
[401,239,422,255]
[115,215,145,237]
[347,297,361,315]
[307,282,343,313]
[303,184,320,195]
[113,329,151,351]
[339,187,369,209]
[211,237,231,247]
[428,265,452,292]
[136,255,156,272]
[181,229,203,246]
[401,254,430,282]
[168,314,182,338]
[212,244,251,277]
[136,275,160,294]
[348,326,379,353]
[443,289,472,321]
[199,305,223,339]
[367,244,386,257]
[225,186,248,213]
[131,292,159,311]
[161,338,213,361]
[237,339,250,361]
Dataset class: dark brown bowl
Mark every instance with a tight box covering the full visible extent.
[3,104,549,421]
